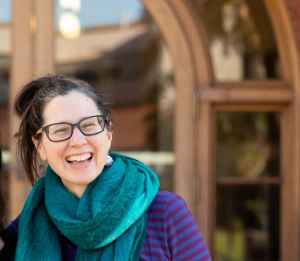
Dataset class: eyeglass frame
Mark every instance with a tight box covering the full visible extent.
[35,115,108,142]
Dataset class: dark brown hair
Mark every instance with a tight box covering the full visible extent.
[0,147,6,233]
[14,75,113,186]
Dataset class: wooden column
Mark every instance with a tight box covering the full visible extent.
[34,0,55,76]
[142,0,195,212]
[265,0,300,260]
[9,0,54,219]
[10,0,34,220]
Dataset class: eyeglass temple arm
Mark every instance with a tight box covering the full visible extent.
[36,128,42,136]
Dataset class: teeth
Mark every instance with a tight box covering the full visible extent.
[67,153,91,162]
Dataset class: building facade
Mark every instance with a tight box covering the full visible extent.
[3,0,300,260]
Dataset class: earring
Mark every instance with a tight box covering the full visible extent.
[105,155,113,167]
[39,160,46,176]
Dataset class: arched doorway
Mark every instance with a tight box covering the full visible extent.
[140,0,300,260]
[143,0,300,259]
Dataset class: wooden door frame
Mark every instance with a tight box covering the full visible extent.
[141,0,212,216]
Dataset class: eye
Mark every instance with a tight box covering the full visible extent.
[49,124,70,135]
[54,127,68,134]
[82,121,96,129]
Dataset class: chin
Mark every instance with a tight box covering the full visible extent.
[75,175,99,185]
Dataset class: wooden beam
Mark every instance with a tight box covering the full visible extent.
[193,0,211,8]
[214,81,290,89]
[34,0,55,76]
[215,177,282,185]
[199,87,293,103]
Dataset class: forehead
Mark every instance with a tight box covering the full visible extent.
[43,91,101,124]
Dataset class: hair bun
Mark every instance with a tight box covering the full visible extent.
[14,81,42,117]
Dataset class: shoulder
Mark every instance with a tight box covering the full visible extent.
[151,192,196,235]
[146,192,212,261]
[149,191,186,210]
[141,192,176,260]
[0,216,19,260]
[149,191,190,221]
[4,215,20,236]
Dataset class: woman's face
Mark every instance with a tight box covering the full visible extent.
[34,91,112,198]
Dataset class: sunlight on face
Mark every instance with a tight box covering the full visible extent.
[36,91,112,198]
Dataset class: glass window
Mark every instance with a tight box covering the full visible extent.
[55,0,175,191]
[195,0,282,81]
[215,111,281,260]
[215,185,280,260]
[216,112,280,178]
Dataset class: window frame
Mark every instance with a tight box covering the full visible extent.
[188,0,300,259]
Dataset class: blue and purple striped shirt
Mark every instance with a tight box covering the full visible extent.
[6,191,211,260]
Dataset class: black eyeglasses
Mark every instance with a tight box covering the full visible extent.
[36,115,107,142]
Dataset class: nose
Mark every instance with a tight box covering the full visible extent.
[69,126,87,146]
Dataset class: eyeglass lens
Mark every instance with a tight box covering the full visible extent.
[47,116,105,141]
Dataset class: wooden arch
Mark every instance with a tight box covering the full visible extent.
[141,0,212,212]
[141,1,300,259]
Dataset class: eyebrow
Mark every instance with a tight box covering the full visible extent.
[45,115,99,125]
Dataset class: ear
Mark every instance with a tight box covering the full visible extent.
[32,137,47,161]
[107,129,112,140]
[106,130,113,149]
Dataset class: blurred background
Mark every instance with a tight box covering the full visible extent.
[1,0,300,260]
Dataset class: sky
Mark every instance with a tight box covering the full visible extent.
[55,0,145,29]
[0,0,145,28]
[0,0,10,23]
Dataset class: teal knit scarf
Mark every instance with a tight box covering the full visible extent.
[15,153,160,261]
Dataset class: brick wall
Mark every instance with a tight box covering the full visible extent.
[285,0,300,54]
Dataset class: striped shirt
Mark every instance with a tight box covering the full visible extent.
[5,191,211,260]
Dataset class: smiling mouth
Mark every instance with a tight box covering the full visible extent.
[66,153,93,165]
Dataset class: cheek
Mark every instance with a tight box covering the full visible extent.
[38,147,47,161]
[44,143,65,163]
[92,136,110,158]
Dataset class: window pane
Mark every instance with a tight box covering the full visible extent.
[217,112,280,178]
[0,0,11,23]
[55,0,175,191]
[195,0,282,81]
[215,185,280,261]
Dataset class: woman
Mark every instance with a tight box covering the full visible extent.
[0,75,211,260]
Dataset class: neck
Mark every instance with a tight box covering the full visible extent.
[62,182,87,199]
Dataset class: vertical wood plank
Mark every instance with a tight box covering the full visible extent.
[281,106,293,261]
[9,0,55,220]
[264,1,300,260]
[196,101,213,246]
[10,0,34,220]
[142,0,195,212]
[34,0,55,76]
